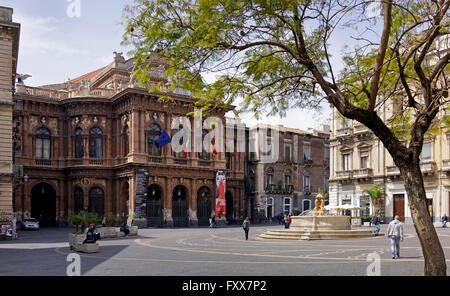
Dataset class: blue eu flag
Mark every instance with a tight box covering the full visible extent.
[157,129,172,147]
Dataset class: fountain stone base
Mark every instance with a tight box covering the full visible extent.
[257,216,382,240]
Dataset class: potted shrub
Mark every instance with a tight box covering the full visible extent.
[363,185,383,217]
[67,212,82,233]
[68,211,100,251]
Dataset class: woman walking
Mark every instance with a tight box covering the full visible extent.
[242,217,250,240]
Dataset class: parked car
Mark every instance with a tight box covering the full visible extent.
[21,218,39,230]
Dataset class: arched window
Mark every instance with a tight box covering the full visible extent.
[198,130,210,160]
[148,123,161,156]
[74,128,84,158]
[172,128,187,158]
[123,125,129,156]
[74,187,84,213]
[89,127,103,158]
[88,187,104,216]
[36,128,51,159]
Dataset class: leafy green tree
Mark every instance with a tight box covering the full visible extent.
[77,211,100,232]
[363,185,383,217]
[123,0,450,275]
[67,212,82,233]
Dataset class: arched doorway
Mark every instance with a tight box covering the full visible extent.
[172,185,188,227]
[121,182,130,217]
[147,184,163,227]
[31,183,56,226]
[226,191,233,223]
[74,187,84,214]
[197,187,211,226]
[88,187,105,217]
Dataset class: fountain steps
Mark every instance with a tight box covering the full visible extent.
[257,229,383,240]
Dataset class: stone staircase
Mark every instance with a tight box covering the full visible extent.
[257,228,384,240]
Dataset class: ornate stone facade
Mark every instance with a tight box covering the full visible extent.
[13,53,245,227]
[0,7,19,224]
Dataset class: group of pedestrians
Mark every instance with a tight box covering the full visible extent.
[283,214,292,228]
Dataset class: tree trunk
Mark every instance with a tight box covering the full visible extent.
[400,162,447,276]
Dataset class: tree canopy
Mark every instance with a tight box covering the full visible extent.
[123,0,450,275]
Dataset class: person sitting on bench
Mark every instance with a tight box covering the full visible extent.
[120,222,130,236]
[83,225,97,244]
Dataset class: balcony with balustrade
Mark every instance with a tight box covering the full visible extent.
[443,159,450,172]
[420,161,437,175]
[353,168,374,179]
[335,127,352,138]
[265,184,294,194]
[335,170,353,180]
[386,165,400,176]
[353,124,371,139]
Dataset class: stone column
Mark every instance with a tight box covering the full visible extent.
[133,167,149,228]
[189,179,198,226]
[164,177,173,227]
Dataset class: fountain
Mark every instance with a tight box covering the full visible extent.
[257,194,382,240]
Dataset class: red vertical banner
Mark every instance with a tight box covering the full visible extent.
[215,171,226,218]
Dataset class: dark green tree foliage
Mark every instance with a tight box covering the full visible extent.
[123,0,450,275]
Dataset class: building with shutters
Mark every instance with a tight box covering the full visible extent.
[244,124,330,222]
[328,36,450,224]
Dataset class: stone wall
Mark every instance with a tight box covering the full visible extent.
[0,7,19,220]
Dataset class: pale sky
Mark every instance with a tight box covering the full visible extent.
[4,0,376,132]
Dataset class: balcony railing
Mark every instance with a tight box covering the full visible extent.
[35,159,52,166]
[148,156,163,163]
[443,159,450,171]
[198,161,211,167]
[303,158,314,166]
[420,161,437,174]
[16,85,116,99]
[174,158,188,165]
[353,168,373,178]
[335,170,353,180]
[265,184,294,194]
[353,124,370,135]
[89,159,103,166]
[335,127,352,137]
[386,165,400,176]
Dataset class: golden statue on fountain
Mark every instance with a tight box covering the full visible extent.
[313,194,326,216]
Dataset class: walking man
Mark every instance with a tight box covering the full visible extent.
[242,217,250,240]
[386,215,404,259]
[442,214,448,228]
[373,213,383,236]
